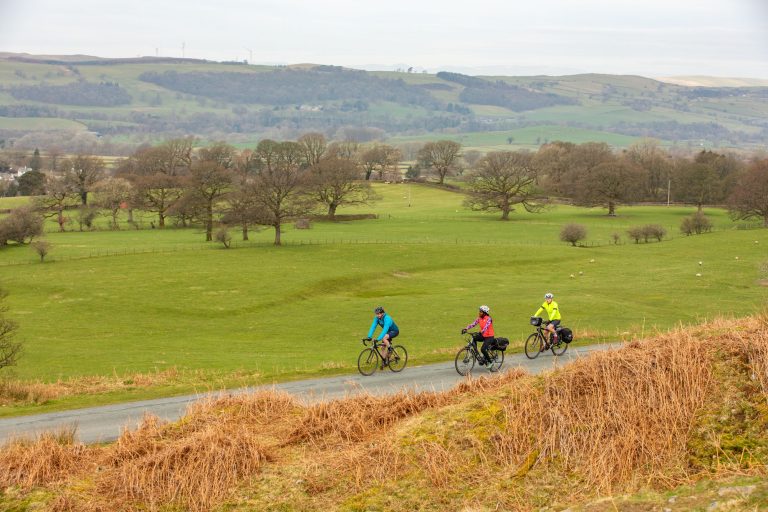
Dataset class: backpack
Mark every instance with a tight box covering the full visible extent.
[493,337,510,351]
[557,327,573,343]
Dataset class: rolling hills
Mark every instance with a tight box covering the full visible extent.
[0,53,766,153]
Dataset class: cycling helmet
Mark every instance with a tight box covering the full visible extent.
[544,293,553,299]
[479,305,490,314]
[374,306,385,314]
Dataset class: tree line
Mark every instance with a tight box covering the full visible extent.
[139,68,441,109]
[1,137,767,252]
[9,81,132,107]
[1,134,388,246]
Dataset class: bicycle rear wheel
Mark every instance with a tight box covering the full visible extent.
[455,347,475,376]
[388,345,408,372]
[524,333,543,359]
[357,348,379,376]
[487,349,504,372]
[551,338,568,356]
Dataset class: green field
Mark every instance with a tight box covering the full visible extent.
[0,183,766,413]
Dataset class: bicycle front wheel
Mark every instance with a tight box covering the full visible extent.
[487,349,504,372]
[357,348,379,376]
[524,333,543,359]
[551,338,568,356]
[455,347,475,376]
[388,345,408,372]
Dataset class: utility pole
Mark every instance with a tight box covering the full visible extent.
[244,47,253,63]
[667,177,671,206]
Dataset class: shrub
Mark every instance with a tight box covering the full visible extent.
[681,212,713,236]
[626,226,644,243]
[642,224,666,242]
[611,232,621,245]
[559,223,587,246]
[31,240,52,262]
[76,206,99,231]
[214,227,232,249]
[0,206,43,246]
[405,166,421,179]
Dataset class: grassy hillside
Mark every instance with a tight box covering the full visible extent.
[0,54,766,152]
[1,315,766,511]
[0,184,766,414]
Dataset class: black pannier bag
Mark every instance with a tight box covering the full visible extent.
[557,327,573,343]
[530,316,543,326]
[493,337,510,350]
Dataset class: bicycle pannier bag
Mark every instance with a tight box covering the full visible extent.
[494,337,509,350]
[557,327,573,343]
[530,317,542,326]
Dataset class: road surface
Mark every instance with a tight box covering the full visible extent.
[0,342,619,445]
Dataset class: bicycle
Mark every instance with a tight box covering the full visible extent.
[524,317,568,359]
[357,338,408,376]
[454,332,506,376]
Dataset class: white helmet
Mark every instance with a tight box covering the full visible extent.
[479,305,490,314]
[544,293,553,299]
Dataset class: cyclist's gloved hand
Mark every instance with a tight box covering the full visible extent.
[461,328,467,334]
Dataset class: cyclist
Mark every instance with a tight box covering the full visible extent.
[461,305,495,365]
[533,292,561,346]
[365,306,400,365]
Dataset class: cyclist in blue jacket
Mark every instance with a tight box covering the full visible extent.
[365,306,399,364]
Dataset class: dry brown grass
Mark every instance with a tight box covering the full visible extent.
[2,315,767,511]
[0,367,263,406]
[0,426,97,489]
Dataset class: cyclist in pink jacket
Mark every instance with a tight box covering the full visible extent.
[461,305,495,365]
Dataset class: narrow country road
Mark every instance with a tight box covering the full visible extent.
[0,343,619,445]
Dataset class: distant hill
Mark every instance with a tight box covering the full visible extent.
[659,76,768,87]
[0,53,766,153]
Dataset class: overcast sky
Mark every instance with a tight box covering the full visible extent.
[1,0,766,78]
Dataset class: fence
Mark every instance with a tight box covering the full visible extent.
[1,220,765,268]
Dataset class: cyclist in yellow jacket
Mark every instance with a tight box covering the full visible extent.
[533,292,561,345]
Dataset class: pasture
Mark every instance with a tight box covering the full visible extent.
[0,183,766,412]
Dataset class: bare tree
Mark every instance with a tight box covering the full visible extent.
[62,154,106,205]
[360,144,401,181]
[307,155,377,219]
[251,140,311,245]
[672,150,741,212]
[573,157,646,216]
[417,140,462,184]
[297,132,327,168]
[328,140,360,161]
[728,158,768,227]
[119,138,194,228]
[35,177,79,232]
[464,151,544,220]
[532,141,577,194]
[223,180,261,241]
[94,177,134,230]
[462,149,484,170]
[188,143,236,241]
[561,142,615,195]
[624,138,672,200]
[0,288,21,370]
